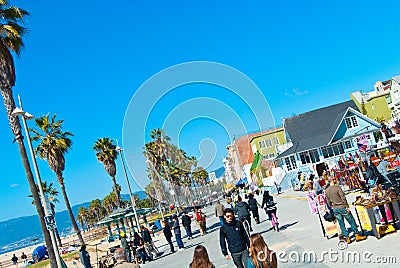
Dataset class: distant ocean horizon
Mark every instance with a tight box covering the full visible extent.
[0,192,146,256]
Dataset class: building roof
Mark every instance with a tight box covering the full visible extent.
[249,127,284,143]
[278,100,359,158]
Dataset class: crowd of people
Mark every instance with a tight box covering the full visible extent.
[75,189,279,268]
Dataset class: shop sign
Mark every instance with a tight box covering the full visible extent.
[317,194,326,207]
[356,135,370,152]
[306,192,318,215]
[389,160,400,168]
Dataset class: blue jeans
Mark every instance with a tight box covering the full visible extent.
[175,234,184,248]
[219,216,224,226]
[184,226,192,238]
[136,248,149,263]
[333,207,359,238]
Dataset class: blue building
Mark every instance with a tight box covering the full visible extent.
[277,101,381,178]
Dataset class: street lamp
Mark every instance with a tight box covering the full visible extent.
[115,145,140,232]
[12,95,62,268]
[145,159,165,220]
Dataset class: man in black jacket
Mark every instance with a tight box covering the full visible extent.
[220,208,250,268]
[181,212,193,239]
[234,195,252,231]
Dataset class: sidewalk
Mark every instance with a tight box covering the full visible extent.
[146,190,400,267]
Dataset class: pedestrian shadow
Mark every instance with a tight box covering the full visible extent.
[279,221,299,231]
[184,241,204,249]
[256,221,299,234]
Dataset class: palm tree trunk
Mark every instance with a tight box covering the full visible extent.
[56,173,85,245]
[1,87,57,268]
[111,176,122,208]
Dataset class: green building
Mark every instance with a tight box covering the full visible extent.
[249,127,286,159]
[350,90,391,122]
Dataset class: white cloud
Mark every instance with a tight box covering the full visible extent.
[285,88,309,97]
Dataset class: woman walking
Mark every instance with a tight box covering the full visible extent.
[248,234,277,268]
[162,220,175,253]
[248,193,260,224]
[189,245,215,268]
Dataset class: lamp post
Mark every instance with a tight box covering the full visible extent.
[12,95,62,268]
[115,145,140,232]
[146,159,165,220]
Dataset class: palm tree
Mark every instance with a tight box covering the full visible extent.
[77,207,88,232]
[28,181,63,247]
[30,114,84,244]
[93,137,122,208]
[0,3,57,266]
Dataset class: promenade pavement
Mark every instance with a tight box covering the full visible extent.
[143,189,400,268]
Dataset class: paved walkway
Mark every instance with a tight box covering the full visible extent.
[142,189,400,267]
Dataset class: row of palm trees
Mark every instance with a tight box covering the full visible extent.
[144,128,210,207]
[76,192,151,232]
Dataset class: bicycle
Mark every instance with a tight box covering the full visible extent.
[264,202,279,232]
[270,210,279,232]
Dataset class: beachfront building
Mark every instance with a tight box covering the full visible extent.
[350,86,391,123]
[250,127,286,159]
[385,76,400,120]
[225,130,275,185]
[276,100,381,188]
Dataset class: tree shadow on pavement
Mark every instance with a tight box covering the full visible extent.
[153,242,204,261]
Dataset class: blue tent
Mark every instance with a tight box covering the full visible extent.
[235,177,248,186]
[32,245,47,262]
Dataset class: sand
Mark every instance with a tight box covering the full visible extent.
[0,228,118,268]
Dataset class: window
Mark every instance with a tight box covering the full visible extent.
[272,137,279,145]
[284,155,297,171]
[258,141,265,149]
[321,143,344,158]
[264,153,275,159]
[345,116,359,129]
[299,149,320,164]
[344,140,352,149]
[265,139,272,148]
[259,139,272,149]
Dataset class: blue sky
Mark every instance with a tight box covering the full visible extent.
[1,0,400,221]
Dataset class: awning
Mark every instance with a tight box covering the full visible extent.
[235,177,248,186]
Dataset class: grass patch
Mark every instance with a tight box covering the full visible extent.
[29,251,80,268]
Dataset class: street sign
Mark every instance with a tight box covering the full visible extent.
[317,194,326,207]
[44,215,57,230]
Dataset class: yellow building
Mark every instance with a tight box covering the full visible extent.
[249,127,286,159]
[351,87,392,122]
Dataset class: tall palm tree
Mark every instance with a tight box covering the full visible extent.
[28,181,63,247]
[93,137,121,208]
[30,114,84,244]
[0,3,57,266]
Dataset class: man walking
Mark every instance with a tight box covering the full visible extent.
[325,177,367,244]
[172,215,184,251]
[195,209,206,236]
[79,245,92,268]
[181,212,193,239]
[215,200,225,226]
[234,196,252,231]
[220,208,250,268]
